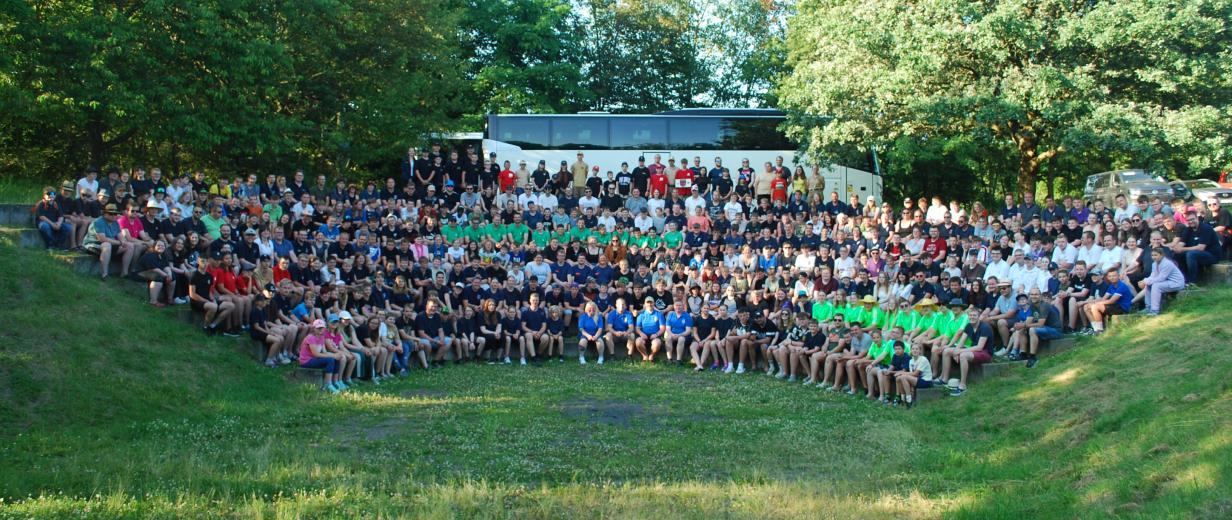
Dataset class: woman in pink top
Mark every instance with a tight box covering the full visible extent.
[299,319,345,393]
[117,203,152,277]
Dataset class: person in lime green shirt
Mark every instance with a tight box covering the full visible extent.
[811,298,836,325]
[857,295,887,331]
[464,220,485,243]
[506,218,530,244]
[531,223,552,249]
[441,221,466,244]
[662,223,684,250]
[906,298,941,344]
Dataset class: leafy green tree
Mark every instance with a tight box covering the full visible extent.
[706,0,792,108]
[779,0,1232,196]
[584,0,710,112]
[459,0,590,121]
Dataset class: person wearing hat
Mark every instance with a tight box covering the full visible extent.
[634,296,666,362]
[298,319,345,393]
[322,313,359,387]
[34,185,74,250]
[81,202,135,280]
[935,307,994,397]
[55,180,90,249]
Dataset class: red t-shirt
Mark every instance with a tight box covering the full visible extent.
[673,169,694,196]
[273,265,291,285]
[922,237,947,260]
[499,169,518,192]
[770,178,788,202]
[649,172,669,197]
[211,267,237,294]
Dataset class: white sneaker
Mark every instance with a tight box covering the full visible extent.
[520,357,527,366]
[735,364,746,374]
[802,377,814,385]
[787,375,796,382]
[994,348,1007,357]
[597,356,604,364]
[503,357,512,364]
[724,364,734,374]
[905,394,913,404]
[776,371,787,379]
[579,356,587,365]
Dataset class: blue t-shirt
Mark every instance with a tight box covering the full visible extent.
[636,310,665,335]
[579,313,605,337]
[521,307,547,331]
[1106,280,1134,312]
[607,309,633,332]
[666,311,693,335]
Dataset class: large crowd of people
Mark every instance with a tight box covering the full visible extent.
[31,146,1231,403]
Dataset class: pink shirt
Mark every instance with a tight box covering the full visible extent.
[118,214,144,238]
[299,334,325,365]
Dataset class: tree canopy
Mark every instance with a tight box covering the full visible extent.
[779,0,1232,195]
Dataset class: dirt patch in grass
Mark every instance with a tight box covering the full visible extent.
[559,398,662,428]
[401,388,448,399]
[332,416,417,442]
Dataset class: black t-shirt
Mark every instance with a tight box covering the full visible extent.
[138,252,167,272]
[190,270,214,299]
[416,312,443,337]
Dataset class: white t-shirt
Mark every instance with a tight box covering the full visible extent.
[724,201,743,220]
[77,177,99,198]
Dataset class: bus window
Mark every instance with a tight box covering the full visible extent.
[668,117,723,150]
[550,117,609,149]
[491,117,549,150]
[723,118,794,150]
[610,117,668,149]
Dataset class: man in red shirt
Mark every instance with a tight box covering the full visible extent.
[498,160,518,193]
[922,226,948,262]
[649,167,669,198]
[648,154,665,177]
[674,157,695,197]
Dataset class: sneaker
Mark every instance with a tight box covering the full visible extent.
[504,357,512,364]
[264,359,277,368]
[279,356,291,366]
[222,329,240,337]
[787,375,796,383]
[723,364,734,374]
[994,348,1007,357]
[904,394,913,404]
[173,297,188,305]
[1025,357,1038,368]
[802,377,814,385]
[520,358,527,366]
[335,381,348,391]
[735,364,746,374]
[949,387,965,397]
[372,376,381,385]
[775,371,787,379]
[399,369,409,376]
[326,384,340,394]
[845,389,856,395]
[579,356,587,365]
[597,356,604,365]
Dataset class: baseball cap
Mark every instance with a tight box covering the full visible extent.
[103,203,119,215]
[243,228,257,236]
[327,313,340,323]
[146,199,161,209]
[312,319,326,329]
[339,311,353,321]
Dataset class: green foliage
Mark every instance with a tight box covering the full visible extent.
[780,0,1232,196]
[0,0,466,179]
[584,0,712,112]
[459,0,592,121]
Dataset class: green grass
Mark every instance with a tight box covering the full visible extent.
[1,234,1230,519]
[0,177,44,204]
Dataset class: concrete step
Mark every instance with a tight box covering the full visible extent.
[916,386,946,403]
[0,204,33,227]
[1040,336,1076,357]
[974,360,1025,382]
[1207,262,1232,285]
[17,228,41,248]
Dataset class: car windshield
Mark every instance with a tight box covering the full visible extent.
[1119,171,1154,182]
[1187,180,1219,189]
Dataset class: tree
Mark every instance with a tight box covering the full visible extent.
[0,0,467,179]
[459,0,591,122]
[779,0,1232,196]
[706,0,792,108]
[584,0,711,112]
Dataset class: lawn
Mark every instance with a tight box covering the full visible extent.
[1,233,1230,519]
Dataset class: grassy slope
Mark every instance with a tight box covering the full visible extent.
[0,234,1229,519]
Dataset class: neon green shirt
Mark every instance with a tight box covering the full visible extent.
[663,230,683,249]
[811,301,836,322]
[531,229,552,248]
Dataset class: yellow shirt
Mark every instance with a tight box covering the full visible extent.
[571,160,589,188]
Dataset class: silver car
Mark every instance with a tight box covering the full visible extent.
[1176,179,1232,207]
[1083,169,1174,206]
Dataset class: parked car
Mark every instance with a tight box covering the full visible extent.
[1174,179,1232,207]
[1083,169,1174,206]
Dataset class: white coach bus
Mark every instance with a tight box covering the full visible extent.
[477,109,884,203]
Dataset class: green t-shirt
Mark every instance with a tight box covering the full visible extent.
[865,306,887,329]
[594,231,612,245]
[484,223,507,243]
[465,225,485,243]
[811,301,836,322]
[506,223,529,244]
[201,214,226,241]
[531,229,552,248]
[663,230,683,249]
[442,224,465,244]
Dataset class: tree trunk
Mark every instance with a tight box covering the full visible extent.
[87,115,106,168]
[1017,148,1039,197]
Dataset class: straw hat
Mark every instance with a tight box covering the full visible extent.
[913,297,937,309]
[859,295,878,305]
